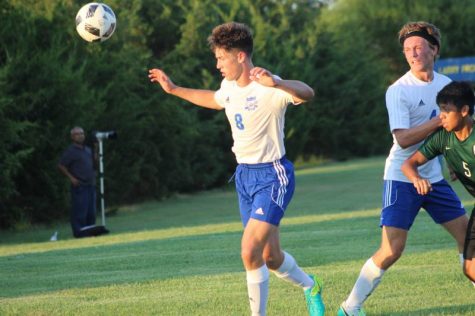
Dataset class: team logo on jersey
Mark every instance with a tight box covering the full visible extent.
[225,96,230,104]
[245,96,258,111]
[418,99,426,106]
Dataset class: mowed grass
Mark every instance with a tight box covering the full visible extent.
[1,156,475,315]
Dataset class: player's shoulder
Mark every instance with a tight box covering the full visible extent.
[419,128,449,158]
[219,78,234,89]
[427,127,450,144]
[386,72,411,96]
[386,81,405,101]
[433,71,452,85]
[433,71,451,81]
[388,71,412,88]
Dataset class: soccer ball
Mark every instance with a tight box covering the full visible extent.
[75,3,116,42]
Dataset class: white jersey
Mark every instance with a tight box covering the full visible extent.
[214,79,295,164]
[384,71,451,183]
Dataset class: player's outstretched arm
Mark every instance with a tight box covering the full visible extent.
[148,68,223,110]
[401,151,432,195]
[249,67,314,103]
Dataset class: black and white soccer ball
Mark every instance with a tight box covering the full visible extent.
[75,3,116,42]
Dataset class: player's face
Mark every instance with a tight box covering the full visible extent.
[439,103,463,132]
[402,36,438,73]
[214,47,242,81]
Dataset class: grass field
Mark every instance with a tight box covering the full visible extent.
[1,156,475,315]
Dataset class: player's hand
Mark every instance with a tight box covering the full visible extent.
[412,177,432,195]
[148,68,177,93]
[431,116,442,127]
[250,67,278,87]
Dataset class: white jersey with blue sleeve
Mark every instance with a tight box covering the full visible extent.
[214,79,295,164]
[384,71,451,183]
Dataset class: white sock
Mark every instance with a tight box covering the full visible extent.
[343,258,385,312]
[246,265,270,316]
[272,251,314,290]
[459,253,475,288]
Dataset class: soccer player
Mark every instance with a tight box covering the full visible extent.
[402,81,475,283]
[148,22,324,316]
[337,21,469,316]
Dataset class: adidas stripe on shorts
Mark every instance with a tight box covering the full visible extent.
[381,179,466,230]
[235,156,295,227]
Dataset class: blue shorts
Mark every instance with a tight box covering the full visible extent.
[235,156,295,227]
[381,179,466,230]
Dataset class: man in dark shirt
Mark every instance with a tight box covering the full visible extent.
[59,126,98,237]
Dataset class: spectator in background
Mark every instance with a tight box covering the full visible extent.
[58,126,103,238]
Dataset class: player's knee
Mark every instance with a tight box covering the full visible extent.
[263,253,281,270]
[380,245,404,264]
[387,249,403,263]
[241,247,260,265]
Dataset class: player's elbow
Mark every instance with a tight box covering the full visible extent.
[395,134,413,149]
[301,88,315,102]
[401,161,413,178]
[397,139,412,149]
[293,92,314,105]
[401,161,408,174]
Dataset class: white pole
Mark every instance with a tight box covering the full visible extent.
[98,139,106,226]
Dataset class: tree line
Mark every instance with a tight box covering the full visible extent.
[1,0,475,228]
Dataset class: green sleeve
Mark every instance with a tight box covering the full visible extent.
[418,128,445,160]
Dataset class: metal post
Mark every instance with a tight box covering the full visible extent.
[98,139,106,226]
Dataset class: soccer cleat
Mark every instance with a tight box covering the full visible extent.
[304,274,325,316]
[337,304,366,316]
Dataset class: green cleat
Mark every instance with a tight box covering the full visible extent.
[304,274,325,316]
[337,304,366,316]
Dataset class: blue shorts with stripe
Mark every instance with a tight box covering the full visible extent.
[381,179,466,230]
[235,156,295,227]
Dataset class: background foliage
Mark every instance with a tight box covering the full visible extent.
[1,0,475,228]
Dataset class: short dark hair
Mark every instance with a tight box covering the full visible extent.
[436,81,475,116]
[207,22,253,57]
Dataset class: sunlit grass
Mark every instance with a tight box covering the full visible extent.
[1,156,474,315]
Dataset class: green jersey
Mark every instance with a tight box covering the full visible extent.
[419,126,475,197]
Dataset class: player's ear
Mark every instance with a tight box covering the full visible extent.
[461,104,470,117]
[237,51,246,63]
